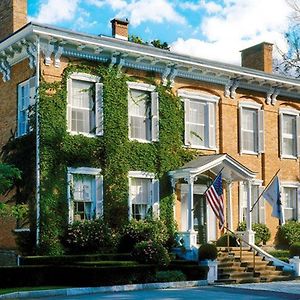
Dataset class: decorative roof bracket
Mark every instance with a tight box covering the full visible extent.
[109,52,119,68]
[162,66,172,86]
[266,87,280,105]
[0,58,11,82]
[169,66,178,87]
[41,42,54,66]
[54,45,64,68]
[225,78,239,99]
[26,41,37,69]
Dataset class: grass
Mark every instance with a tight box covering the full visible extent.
[0,286,70,295]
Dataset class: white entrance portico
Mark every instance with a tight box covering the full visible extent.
[169,154,256,251]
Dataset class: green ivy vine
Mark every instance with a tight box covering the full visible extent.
[12,62,196,255]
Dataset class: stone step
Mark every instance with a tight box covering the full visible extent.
[219,271,259,280]
[218,266,246,273]
[260,274,292,282]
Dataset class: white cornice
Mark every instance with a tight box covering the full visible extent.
[1,23,300,101]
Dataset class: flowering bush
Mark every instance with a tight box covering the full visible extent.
[118,219,169,253]
[64,219,115,253]
[132,240,170,266]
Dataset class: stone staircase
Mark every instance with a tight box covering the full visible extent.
[217,247,293,284]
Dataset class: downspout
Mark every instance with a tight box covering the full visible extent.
[35,37,40,247]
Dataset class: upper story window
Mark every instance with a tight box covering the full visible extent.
[17,77,36,137]
[128,171,159,220]
[239,181,265,224]
[179,90,219,149]
[281,184,299,221]
[127,82,159,142]
[67,73,103,137]
[279,109,300,159]
[67,167,103,223]
[239,102,264,154]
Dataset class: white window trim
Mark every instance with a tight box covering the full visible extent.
[281,182,300,221]
[17,77,36,138]
[127,82,158,143]
[67,73,102,137]
[67,167,103,223]
[239,180,264,224]
[178,90,219,150]
[279,108,300,160]
[128,171,158,220]
[239,101,263,155]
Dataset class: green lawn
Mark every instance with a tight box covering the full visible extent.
[0,286,70,295]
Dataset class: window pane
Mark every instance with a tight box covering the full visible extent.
[283,187,297,220]
[70,79,95,134]
[242,108,257,152]
[282,114,296,156]
[129,89,151,140]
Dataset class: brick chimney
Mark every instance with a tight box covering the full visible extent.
[0,0,27,42]
[240,42,273,73]
[111,18,129,40]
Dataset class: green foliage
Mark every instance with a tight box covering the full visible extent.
[268,250,289,262]
[289,242,300,257]
[150,40,170,50]
[237,222,271,245]
[129,35,170,50]
[118,219,169,253]
[276,220,300,246]
[198,243,218,261]
[216,234,238,247]
[132,240,170,266]
[14,231,36,256]
[155,270,186,282]
[0,163,21,194]
[129,35,144,44]
[63,219,115,254]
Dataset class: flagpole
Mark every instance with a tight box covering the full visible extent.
[250,169,280,212]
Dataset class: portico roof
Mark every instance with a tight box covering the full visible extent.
[169,153,256,182]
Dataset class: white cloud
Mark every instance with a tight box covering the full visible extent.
[172,0,292,65]
[30,0,79,24]
[180,0,222,14]
[86,0,127,10]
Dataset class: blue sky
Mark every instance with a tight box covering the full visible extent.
[27,0,293,65]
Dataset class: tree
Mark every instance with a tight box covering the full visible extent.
[129,35,170,51]
[275,1,300,77]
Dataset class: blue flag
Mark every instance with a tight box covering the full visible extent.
[262,176,285,224]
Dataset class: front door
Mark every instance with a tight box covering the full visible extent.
[193,194,207,244]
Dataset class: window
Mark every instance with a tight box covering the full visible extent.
[128,171,159,220]
[282,185,299,221]
[179,90,218,149]
[67,73,103,136]
[128,82,158,142]
[17,77,36,137]
[67,167,103,223]
[279,109,300,158]
[239,181,265,224]
[239,102,264,154]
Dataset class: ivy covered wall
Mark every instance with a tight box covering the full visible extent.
[36,62,195,255]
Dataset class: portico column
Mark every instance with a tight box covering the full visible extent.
[245,179,255,244]
[226,181,233,230]
[187,175,194,232]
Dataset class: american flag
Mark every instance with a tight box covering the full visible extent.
[205,173,225,229]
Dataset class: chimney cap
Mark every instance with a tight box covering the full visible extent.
[110,18,129,25]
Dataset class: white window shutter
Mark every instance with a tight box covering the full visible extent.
[208,102,216,148]
[151,91,159,141]
[259,186,265,224]
[279,113,283,157]
[297,115,300,157]
[239,107,244,153]
[258,110,264,153]
[17,84,22,137]
[152,179,160,219]
[95,83,104,136]
[95,175,103,218]
[184,99,190,146]
[67,172,74,224]
[128,177,133,219]
[67,78,72,131]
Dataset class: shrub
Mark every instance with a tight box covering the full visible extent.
[155,270,186,282]
[14,230,36,256]
[198,243,218,261]
[277,221,300,246]
[132,240,170,266]
[237,222,271,245]
[118,219,169,253]
[63,219,115,254]
[216,234,238,247]
[290,242,300,257]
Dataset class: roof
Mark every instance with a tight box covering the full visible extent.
[0,22,299,100]
[169,153,256,182]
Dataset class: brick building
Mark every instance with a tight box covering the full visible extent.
[0,0,300,254]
